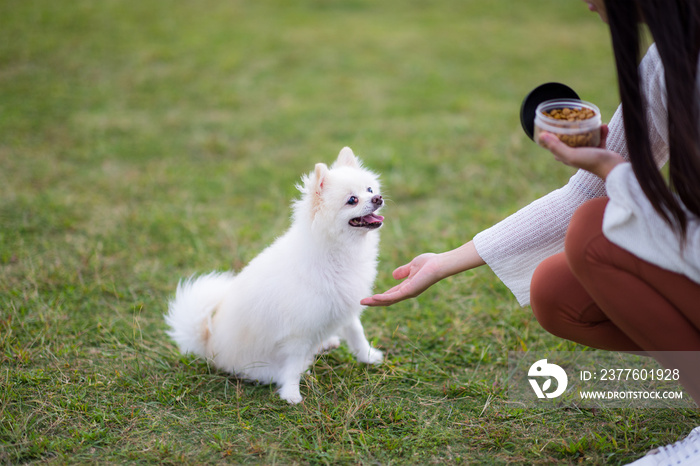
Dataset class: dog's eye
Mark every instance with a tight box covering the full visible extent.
[347,196,358,206]
[367,187,373,193]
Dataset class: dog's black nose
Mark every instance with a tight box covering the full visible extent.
[372,194,383,206]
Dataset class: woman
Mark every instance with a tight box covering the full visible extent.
[362,1,700,464]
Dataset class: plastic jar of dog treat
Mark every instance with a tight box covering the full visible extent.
[534,99,602,148]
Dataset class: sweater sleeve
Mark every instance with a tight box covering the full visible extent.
[472,44,667,307]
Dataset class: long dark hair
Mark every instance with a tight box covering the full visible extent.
[605,0,700,241]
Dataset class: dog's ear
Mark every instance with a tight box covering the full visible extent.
[314,163,328,190]
[333,147,360,169]
[311,163,329,213]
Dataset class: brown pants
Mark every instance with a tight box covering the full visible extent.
[530,197,700,402]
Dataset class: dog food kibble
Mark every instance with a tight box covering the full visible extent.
[542,107,596,122]
[538,106,600,147]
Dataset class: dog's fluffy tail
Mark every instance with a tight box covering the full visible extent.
[165,271,235,358]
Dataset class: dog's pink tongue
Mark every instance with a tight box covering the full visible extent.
[363,213,384,224]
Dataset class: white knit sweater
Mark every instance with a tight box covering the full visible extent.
[473,44,700,306]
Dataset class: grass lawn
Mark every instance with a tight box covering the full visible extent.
[2,0,698,464]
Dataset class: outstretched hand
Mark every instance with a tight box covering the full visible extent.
[538,124,625,179]
[361,253,445,306]
[362,240,485,307]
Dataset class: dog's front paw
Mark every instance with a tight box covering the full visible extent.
[317,335,341,353]
[278,385,303,404]
[358,347,383,365]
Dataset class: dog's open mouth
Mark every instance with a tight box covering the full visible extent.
[349,213,384,229]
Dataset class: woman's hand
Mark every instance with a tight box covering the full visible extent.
[538,124,625,180]
[362,242,485,307]
[361,253,445,306]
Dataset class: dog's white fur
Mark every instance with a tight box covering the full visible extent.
[165,147,384,404]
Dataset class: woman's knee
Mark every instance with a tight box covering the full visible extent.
[531,254,573,338]
[565,197,608,277]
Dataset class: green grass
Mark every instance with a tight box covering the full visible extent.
[1,0,698,464]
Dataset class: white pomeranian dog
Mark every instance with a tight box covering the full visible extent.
[165,147,384,404]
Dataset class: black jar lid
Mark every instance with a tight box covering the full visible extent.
[520,82,580,141]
